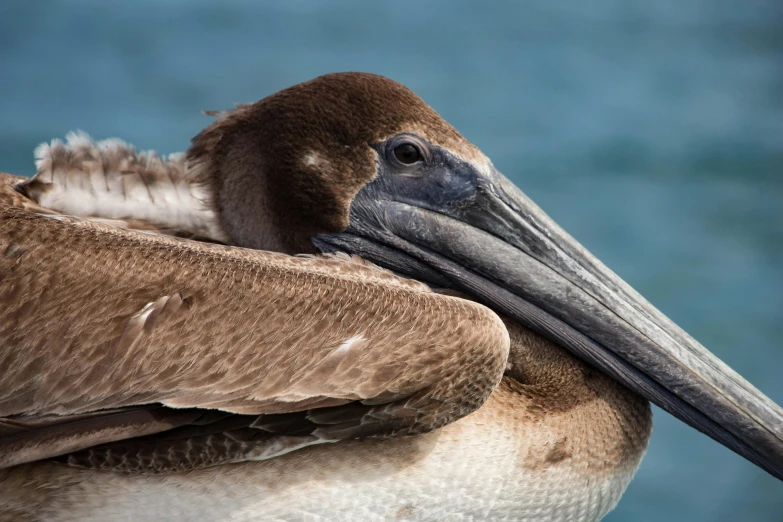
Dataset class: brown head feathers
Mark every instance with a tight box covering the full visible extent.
[188,72,483,254]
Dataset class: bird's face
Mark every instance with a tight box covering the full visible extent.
[191,72,783,480]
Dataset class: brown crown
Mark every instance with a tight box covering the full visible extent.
[188,72,479,254]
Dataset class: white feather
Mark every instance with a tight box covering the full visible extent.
[27,132,228,242]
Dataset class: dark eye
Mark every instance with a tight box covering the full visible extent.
[393,143,422,165]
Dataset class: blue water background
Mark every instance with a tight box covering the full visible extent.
[1,1,781,519]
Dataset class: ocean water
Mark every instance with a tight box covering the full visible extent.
[1,1,781,520]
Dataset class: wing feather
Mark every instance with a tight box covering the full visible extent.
[0,194,509,471]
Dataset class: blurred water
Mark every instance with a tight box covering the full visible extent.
[1,1,781,520]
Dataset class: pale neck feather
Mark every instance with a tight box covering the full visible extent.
[23,131,228,242]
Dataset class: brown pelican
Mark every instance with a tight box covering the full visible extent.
[0,73,780,521]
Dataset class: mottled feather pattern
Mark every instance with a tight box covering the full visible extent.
[0,70,659,520]
[1,321,651,521]
[0,174,53,214]
[59,428,324,474]
[15,132,228,242]
[0,201,509,469]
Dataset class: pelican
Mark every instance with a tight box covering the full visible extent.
[0,73,780,521]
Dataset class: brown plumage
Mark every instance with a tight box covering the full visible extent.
[188,72,483,253]
[0,72,657,521]
[0,197,510,470]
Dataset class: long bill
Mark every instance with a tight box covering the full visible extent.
[315,163,783,480]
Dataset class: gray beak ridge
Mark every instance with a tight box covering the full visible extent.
[316,159,783,480]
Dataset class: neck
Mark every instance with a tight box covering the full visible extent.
[189,121,320,255]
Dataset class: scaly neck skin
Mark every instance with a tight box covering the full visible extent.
[500,317,653,475]
[429,288,652,473]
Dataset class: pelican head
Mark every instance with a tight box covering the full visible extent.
[185,72,782,479]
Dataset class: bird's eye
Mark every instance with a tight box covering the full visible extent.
[384,134,430,169]
[393,143,422,165]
